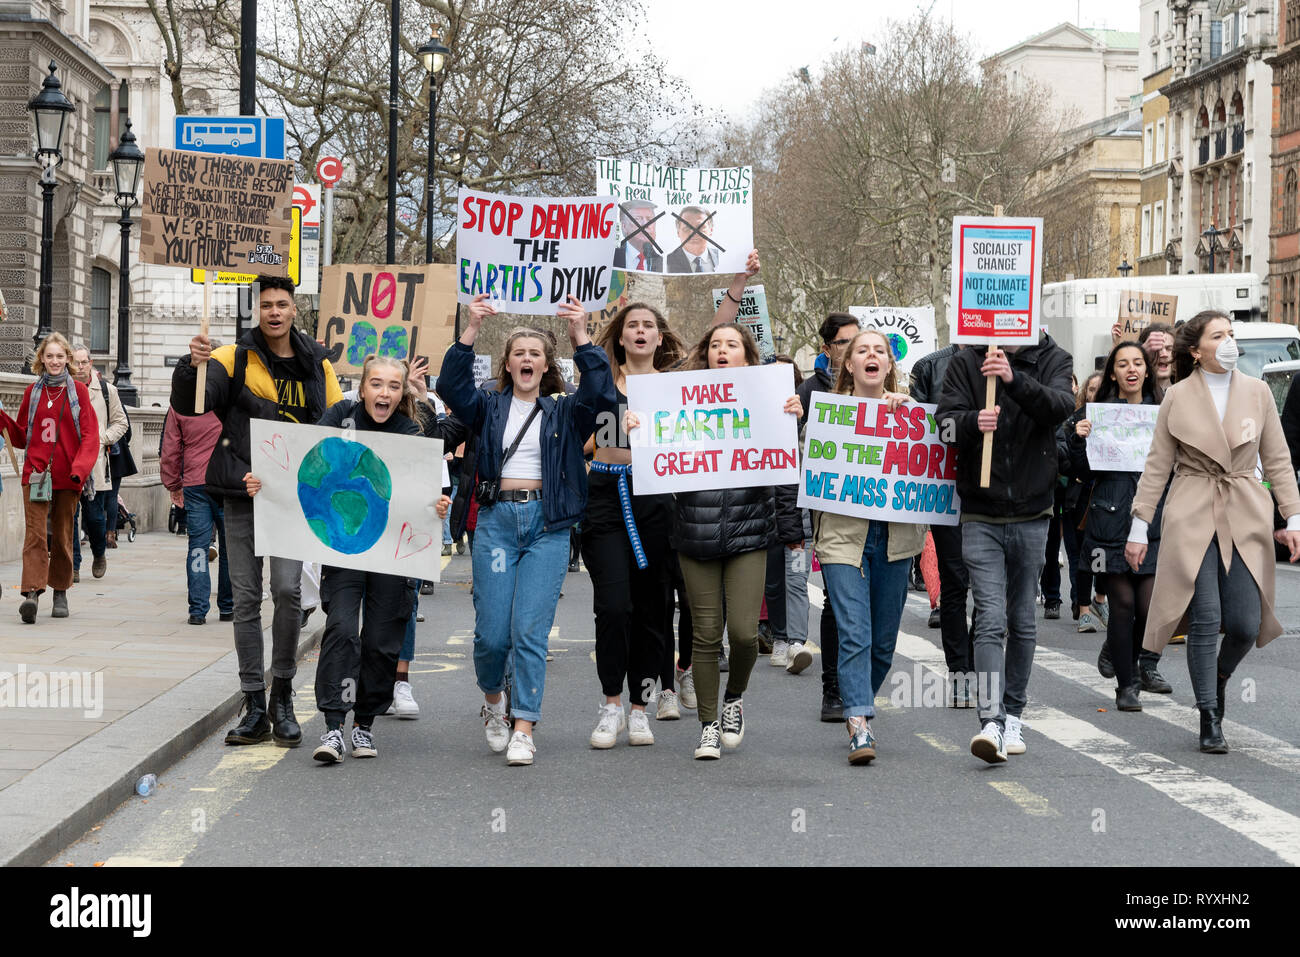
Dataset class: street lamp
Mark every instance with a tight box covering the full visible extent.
[1202,226,1222,274]
[109,118,144,406]
[26,61,74,370]
[1117,257,1133,278]
[775,333,787,355]
[417,27,451,265]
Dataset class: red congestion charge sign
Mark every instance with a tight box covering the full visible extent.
[949,216,1043,346]
[316,155,343,187]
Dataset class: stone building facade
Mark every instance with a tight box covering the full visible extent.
[1268,0,1300,324]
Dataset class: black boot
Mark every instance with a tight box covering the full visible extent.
[1199,708,1228,754]
[225,691,271,745]
[268,677,302,747]
[1116,683,1142,712]
[1097,642,1115,679]
[1215,670,1230,720]
[820,687,844,722]
[1140,659,1173,694]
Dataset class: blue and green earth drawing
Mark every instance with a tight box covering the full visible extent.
[886,332,907,364]
[297,437,392,554]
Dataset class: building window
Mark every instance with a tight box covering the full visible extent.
[1286,169,1298,233]
[90,267,111,353]
[1156,118,1166,161]
[92,81,129,171]
[1141,205,1152,256]
[1210,19,1222,60]
[1154,10,1159,37]
[1144,124,1154,166]
[1154,201,1164,252]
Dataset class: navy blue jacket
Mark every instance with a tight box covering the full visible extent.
[438,340,615,531]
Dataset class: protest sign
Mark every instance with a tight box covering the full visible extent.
[1085,403,1159,473]
[950,216,1043,346]
[140,147,293,277]
[626,364,799,495]
[456,186,618,315]
[797,393,960,526]
[557,357,575,385]
[596,157,753,276]
[848,306,937,375]
[250,420,443,581]
[1117,290,1177,341]
[712,284,774,362]
[319,264,459,375]
[191,206,301,287]
[472,355,493,388]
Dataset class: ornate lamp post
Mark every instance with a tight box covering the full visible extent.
[25,61,74,371]
[417,27,451,265]
[108,119,145,406]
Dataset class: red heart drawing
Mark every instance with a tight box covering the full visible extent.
[259,434,290,471]
[394,522,433,561]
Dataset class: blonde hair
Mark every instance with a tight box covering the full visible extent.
[834,328,898,395]
[32,332,73,377]
[360,353,417,421]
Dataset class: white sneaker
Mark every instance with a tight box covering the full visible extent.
[677,666,697,710]
[390,680,419,719]
[481,701,510,753]
[656,688,681,720]
[694,721,722,760]
[1004,715,1027,755]
[720,697,745,749]
[970,721,1007,764]
[770,639,789,667]
[786,642,813,675]
[589,703,626,749]
[628,708,655,745]
[506,730,535,765]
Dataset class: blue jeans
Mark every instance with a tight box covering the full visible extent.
[821,522,911,719]
[72,491,109,570]
[470,499,568,723]
[963,518,1049,730]
[184,486,233,618]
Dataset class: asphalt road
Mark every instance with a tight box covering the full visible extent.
[52,553,1300,867]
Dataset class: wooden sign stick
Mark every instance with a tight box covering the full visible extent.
[979,204,1005,489]
[195,272,212,414]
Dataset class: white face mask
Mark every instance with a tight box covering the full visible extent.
[1214,336,1239,371]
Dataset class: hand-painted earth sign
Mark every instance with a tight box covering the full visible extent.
[297,436,392,554]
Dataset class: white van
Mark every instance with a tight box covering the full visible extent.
[1233,322,1300,380]
[1044,273,1264,381]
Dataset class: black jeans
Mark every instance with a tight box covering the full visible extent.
[764,543,787,639]
[316,567,414,726]
[1040,504,1064,603]
[666,552,694,679]
[931,521,974,674]
[581,475,672,706]
[820,599,840,692]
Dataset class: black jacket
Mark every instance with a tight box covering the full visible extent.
[672,484,802,560]
[318,399,419,437]
[796,366,835,431]
[1282,373,1300,473]
[908,345,960,405]
[1065,394,1164,575]
[935,333,1075,519]
[171,326,341,501]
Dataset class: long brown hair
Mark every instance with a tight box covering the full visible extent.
[1172,309,1230,383]
[596,301,685,372]
[360,354,418,421]
[685,322,760,371]
[496,328,565,396]
[1076,370,1103,410]
[834,328,899,395]
[1095,341,1164,404]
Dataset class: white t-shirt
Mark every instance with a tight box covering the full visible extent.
[500,395,543,481]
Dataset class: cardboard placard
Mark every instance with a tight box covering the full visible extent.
[797,393,960,526]
[1117,290,1177,341]
[319,264,459,375]
[140,147,293,277]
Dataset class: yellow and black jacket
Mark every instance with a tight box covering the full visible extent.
[170,326,343,499]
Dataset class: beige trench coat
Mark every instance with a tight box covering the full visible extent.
[84,372,128,493]
[1132,370,1300,653]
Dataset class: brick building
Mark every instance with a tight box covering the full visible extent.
[1269,0,1300,325]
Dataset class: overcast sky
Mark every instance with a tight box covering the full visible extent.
[644,0,1142,118]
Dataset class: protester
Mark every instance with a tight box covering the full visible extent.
[1069,341,1165,711]
[1128,311,1300,753]
[797,312,861,720]
[768,354,813,674]
[244,355,451,762]
[439,292,615,766]
[104,376,138,550]
[647,322,802,760]
[936,329,1074,763]
[68,345,127,581]
[1063,371,1110,634]
[160,406,233,625]
[813,329,926,763]
[909,341,975,706]
[584,302,686,745]
[171,275,343,748]
[0,333,100,624]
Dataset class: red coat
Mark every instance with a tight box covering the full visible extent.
[0,380,101,490]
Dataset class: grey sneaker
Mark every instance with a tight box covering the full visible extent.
[1077,612,1099,634]
[1093,599,1110,629]
[770,639,789,667]
[350,725,377,758]
[677,667,697,710]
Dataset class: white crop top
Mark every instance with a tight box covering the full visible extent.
[500,395,543,481]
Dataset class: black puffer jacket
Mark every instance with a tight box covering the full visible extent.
[672,485,802,560]
[908,344,960,405]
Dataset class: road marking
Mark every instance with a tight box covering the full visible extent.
[916,732,960,754]
[988,781,1059,817]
